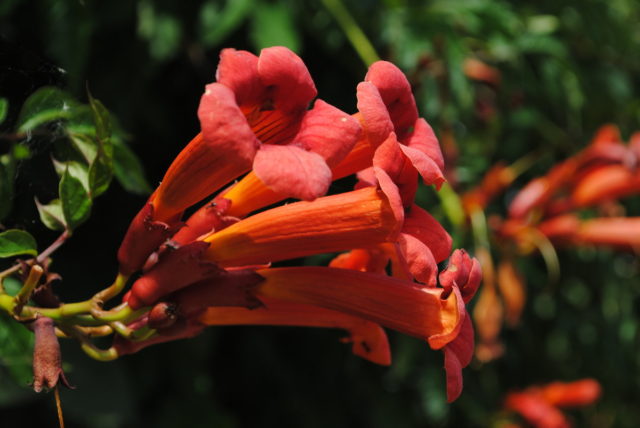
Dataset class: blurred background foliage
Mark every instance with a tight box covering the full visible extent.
[1,0,640,427]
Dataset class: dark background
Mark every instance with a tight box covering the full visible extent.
[1,0,639,427]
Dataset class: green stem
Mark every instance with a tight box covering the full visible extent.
[13,265,44,315]
[58,325,119,362]
[19,300,92,320]
[92,273,129,307]
[91,303,149,323]
[321,0,380,66]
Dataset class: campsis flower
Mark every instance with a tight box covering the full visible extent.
[117,46,360,275]
[219,59,445,218]
[114,46,479,402]
[504,379,601,428]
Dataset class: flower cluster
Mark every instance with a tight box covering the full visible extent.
[504,379,601,428]
[115,47,480,402]
[501,124,640,250]
[461,124,640,361]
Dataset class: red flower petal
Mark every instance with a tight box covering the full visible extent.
[372,134,419,206]
[253,144,332,201]
[198,83,260,164]
[127,242,222,309]
[399,144,446,189]
[405,118,445,172]
[356,81,394,147]
[215,48,264,107]
[403,204,452,263]
[444,314,474,402]
[396,232,438,286]
[365,61,418,138]
[258,46,317,113]
[294,99,362,166]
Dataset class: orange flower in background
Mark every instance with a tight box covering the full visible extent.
[459,124,640,363]
[504,379,601,428]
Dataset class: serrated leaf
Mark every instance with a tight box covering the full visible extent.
[112,138,152,195]
[17,87,77,133]
[35,198,66,231]
[60,169,92,230]
[0,229,37,258]
[250,2,300,52]
[89,152,113,198]
[0,98,7,125]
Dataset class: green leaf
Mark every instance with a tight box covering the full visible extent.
[198,0,253,47]
[0,313,35,388]
[35,198,66,231]
[0,229,37,258]
[16,87,77,133]
[87,90,113,158]
[112,138,152,195]
[137,1,183,60]
[250,2,300,52]
[60,168,92,230]
[67,132,99,164]
[89,151,113,198]
[52,159,90,193]
[0,98,7,125]
[0,159,14,221]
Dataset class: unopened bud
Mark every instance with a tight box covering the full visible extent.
[32,317,72,392]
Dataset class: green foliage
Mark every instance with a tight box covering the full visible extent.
[59,168,92,231]
[0,229,37,258]
[0,98,7,125]
[0,313,34,386]
[250,1,300,52]
[2,85,150,233]
[112,138,152,195]
[1,0,640,427]
[16,87,78,133]
[35,199,66,232]
[198,0,253,47]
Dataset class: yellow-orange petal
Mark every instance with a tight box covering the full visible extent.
[222,171,286,218]
[331,135,376,180]
[203,186,399,266]
[199,297,391,365]
[254,266,462,347]
[153,132,254,222]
